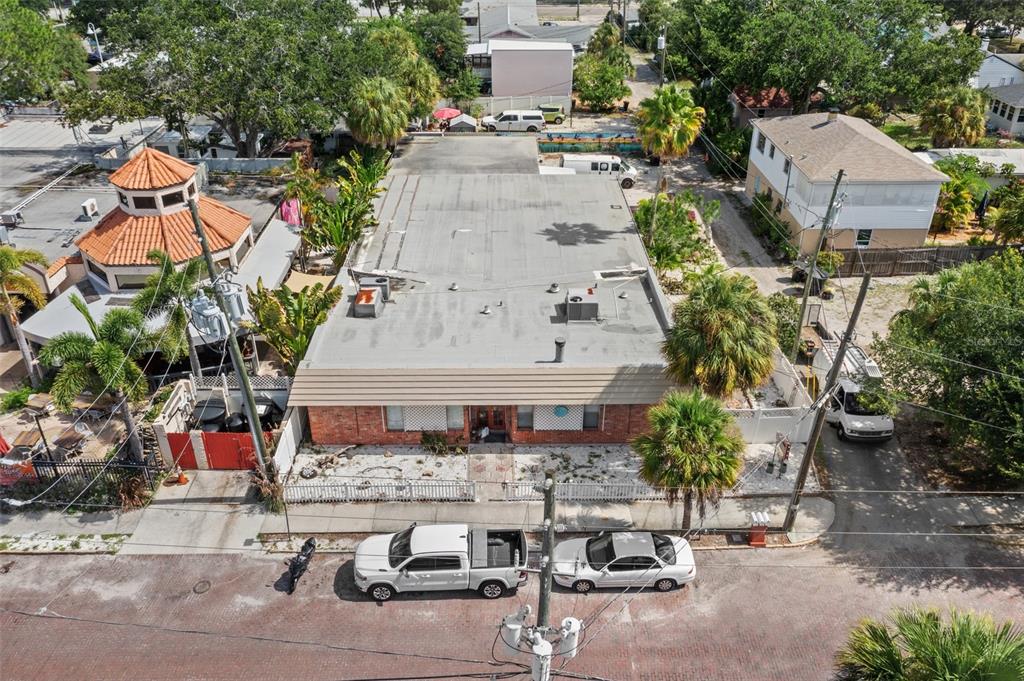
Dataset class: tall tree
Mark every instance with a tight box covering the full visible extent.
[408,12,468,82]
[919,86,988,148]
[0,246,48,388]
[0,0,85,100]
[837,608,1024,679]
[635,85,705,160]
[131,250,205,377]
[663,270,776,397]
[990,193,1024,245]
[62,0,357,157]
[574,54,631,112]
[39,296,153,463]
[245,281,342,374]
[632,390,744,529]
[346,76,410,149]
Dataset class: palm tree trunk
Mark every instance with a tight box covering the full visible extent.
[187,334,203,377]
[682,489,693,530]
[117,391,144,464]
[5,299,40,388]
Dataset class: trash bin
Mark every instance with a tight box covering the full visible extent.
[749,511,770,547]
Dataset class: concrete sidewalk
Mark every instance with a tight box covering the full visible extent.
[0,507,142,537]
[261,495,836,543]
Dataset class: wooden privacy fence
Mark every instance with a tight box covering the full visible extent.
[503,480,667,502]
[284,479,476,504]
[32,460,159,496]
[832,244,1021,277]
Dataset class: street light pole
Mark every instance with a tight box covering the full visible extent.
[187,198,267,470]
[783,273,872,532]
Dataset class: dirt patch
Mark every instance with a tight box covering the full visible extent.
[894,411,1014,491]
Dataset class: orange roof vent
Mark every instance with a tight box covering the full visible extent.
[109,147,197,191]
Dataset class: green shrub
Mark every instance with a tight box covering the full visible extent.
[1,387,32,412]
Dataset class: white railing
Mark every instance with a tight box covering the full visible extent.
[272,406,306,481]
[285,479,476,504]
[503,481,668,502]
[726,407,814,444]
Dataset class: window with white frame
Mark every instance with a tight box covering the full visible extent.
[583,405,601,430]
[1018,108,1024,122]
[517,406,534,430]
[855,229,872,248]
[755,131,766,153]
[783,158,791,175]
[769,143,775,159]
[118,192,129,206]
[385,406,404,431]
[753,175,761,193]
[446,406,464,430]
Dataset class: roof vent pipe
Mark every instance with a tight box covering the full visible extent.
[449,282,459,291]
[481,305,492,315]
[827,108,839,122]
[554,337,566,363]
[548,283,560,293]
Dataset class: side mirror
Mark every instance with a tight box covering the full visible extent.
[400,569,409,577]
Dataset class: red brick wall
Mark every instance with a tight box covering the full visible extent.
[308,405,653,446]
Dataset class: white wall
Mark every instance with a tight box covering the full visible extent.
[974,54,1024,89]
[748,127,806,207]
[491,48,572,97]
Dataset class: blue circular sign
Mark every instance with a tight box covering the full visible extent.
[553,405,569,417]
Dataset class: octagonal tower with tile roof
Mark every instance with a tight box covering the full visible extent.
[75,147,255,292]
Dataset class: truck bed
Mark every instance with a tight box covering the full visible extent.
[469,529,526,569]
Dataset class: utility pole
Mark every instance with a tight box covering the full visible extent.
[783,273,872,532]
[187,198,268,469]
[620,0,628,50]
[791,169,845,362]
[576,0,579,21]
[477,2,482,43]
[657,28,667,85]
[537,472,556,628]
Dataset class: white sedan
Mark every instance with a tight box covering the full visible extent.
[552,531,696,593]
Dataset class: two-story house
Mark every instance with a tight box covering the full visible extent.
[745,112,949,253]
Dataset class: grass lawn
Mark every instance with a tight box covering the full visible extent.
[880,122,931,151]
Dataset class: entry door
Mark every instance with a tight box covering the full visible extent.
[475,407,506,432]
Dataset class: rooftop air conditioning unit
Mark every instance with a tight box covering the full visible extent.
[81,198,99,218]
[353,286,384,318]
[358,275,390,301]
[1,210,24,227]
[566,288,599,321]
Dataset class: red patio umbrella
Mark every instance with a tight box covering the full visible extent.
[0,433,10,455]
[432,107,461,120]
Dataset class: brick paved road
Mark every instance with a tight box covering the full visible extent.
[2,541,1021,681]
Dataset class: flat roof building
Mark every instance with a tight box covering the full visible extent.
[290,137,674,446]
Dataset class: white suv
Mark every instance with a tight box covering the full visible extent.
[481,110,547,132]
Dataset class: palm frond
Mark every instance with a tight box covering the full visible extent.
[39,332,95,366]
[49,359,93,411]
[69,293,101,339]
[2,270,47,309]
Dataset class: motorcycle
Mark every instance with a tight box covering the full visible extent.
[286,538,317,595]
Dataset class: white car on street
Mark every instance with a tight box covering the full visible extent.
[552,531,696,593]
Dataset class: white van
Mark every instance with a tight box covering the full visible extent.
[480,110,547,132]
[560,154,639,188]
[812,342,894,442]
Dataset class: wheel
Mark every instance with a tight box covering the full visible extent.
[837,425,848,441]
[572,580,595,594]
[655,578,676,592]
[621,178,634,189]
[487,125,496,132]
[526,125,538,132]
[553,116,564,124]
[479,581,506,599]
[369,584,394,602]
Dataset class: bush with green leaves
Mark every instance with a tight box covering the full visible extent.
[766,292,799,352]
[634,190,717,273]
[750,193,798,260]
[1,386,32,412]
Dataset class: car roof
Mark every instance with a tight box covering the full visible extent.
[409,524,469,555]
[610,532,654,557]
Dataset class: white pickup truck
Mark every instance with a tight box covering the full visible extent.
[354,524,528,601]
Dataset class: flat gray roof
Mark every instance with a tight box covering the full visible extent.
[302,166,668,371]
[390,136,540,175]
[0,115,164,155]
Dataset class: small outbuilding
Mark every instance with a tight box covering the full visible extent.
[448,114,478,133]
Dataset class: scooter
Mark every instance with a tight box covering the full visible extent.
[286,538,317,595]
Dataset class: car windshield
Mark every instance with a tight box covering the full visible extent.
[585,534,616,570]
[619,160,632,172]
[388,527,414,568]
[843,390,883,416]
[652,534,676,565]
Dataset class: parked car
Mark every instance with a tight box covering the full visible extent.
[552,531,696,593]
[480,110,546,132]
[812,342,894,442]
[354,524,528,601]
[560,153,639,188]
[538,104,565,124]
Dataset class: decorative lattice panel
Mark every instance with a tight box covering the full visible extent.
[404,405,447,431]
[533,405,584,431]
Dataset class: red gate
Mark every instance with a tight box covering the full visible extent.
[167,432,197,469]
[201,432,258,470]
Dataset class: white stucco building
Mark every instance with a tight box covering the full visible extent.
[985,84,1024,138]
[745,112,949,253]
[467,39,573,98]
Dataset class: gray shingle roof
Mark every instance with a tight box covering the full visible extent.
[987,83,1024,106]
[752,113,949,184]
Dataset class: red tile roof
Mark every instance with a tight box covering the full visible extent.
[732,86,795,109]
[76,196,251,266]
[108,147,196,190]
[46,254,83,277]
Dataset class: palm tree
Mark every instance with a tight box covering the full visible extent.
[39,295,153,463]
[919,87,987,148]
[244,279,343,374]
[347,76,410,150]
[132,250,205,376]
[635,85,705,161]
[632,390,744,529]
[401,55,441,122]
[336,149,389,211]
[931,176,976,232]
[663,270,777,397]
[990,193,1024,244]
[0,245,48,388]
[836,608,1024,680]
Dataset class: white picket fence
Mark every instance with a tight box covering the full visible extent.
[503,481,667,502]
[285,478,476,504]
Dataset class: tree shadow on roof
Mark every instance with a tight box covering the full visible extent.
[540,222,618,246]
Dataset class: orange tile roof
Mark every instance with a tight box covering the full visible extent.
[46,254,83,277]
[76,196,251,266]
[108,147,196,190]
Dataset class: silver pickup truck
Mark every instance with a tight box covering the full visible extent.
[354,523,528,601]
